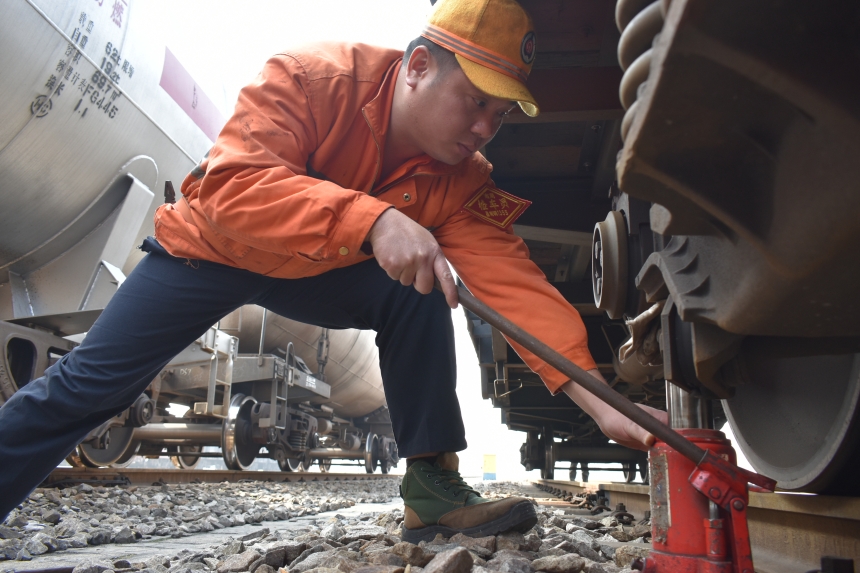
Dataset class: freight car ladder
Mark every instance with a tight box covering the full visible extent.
[191,326,236,418]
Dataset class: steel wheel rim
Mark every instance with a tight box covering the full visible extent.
[279,457,305,472]
[222,394,259,470]
[724,353,860,493]
[78,426,135,467]
[364,434,378,473]
[171,445,201,469]
[110,440,141,468]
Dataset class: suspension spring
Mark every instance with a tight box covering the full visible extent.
[616,0,667,141]
[288,429,308,451]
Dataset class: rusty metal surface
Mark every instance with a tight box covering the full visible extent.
[43,468,401,487]
[534,479,651,519]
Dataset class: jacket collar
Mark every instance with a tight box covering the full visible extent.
[362,57,465,191]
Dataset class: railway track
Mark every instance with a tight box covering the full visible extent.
[43,468,400,488]
[37,469,860,571]
[534,479,860,573]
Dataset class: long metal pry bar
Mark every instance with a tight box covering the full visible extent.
[452,284,777,487]
[454,284,778,571]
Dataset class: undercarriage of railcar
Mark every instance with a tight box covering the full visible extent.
[469,0,860,495]
[1,315,399,474]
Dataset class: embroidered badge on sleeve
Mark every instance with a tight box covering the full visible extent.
[462,185,532,229]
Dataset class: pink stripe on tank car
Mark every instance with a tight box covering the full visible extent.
[159,48,225,142]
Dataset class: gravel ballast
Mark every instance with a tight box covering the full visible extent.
[1,480,650,573]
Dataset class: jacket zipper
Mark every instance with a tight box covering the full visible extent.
[361,107,382,193]
[361,105,445,198]
[370,172,435,198]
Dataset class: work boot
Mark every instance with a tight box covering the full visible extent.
[400,452,537,543]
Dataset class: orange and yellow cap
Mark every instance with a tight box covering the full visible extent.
[421,0,540,117]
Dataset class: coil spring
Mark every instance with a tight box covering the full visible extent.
[616,0,670,141]
[289,429,308,450]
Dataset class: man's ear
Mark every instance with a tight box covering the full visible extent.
[405,45,432,88]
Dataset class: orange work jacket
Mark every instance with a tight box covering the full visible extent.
[154,42,596,393]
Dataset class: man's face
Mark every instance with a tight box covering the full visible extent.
[406,53,517,165]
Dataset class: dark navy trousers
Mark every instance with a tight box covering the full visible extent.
[0,237,465,517]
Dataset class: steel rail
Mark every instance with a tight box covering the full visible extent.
[44,468,400,487]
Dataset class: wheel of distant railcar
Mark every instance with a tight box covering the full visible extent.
[302,433,318,471]
[724,352,860,495]
[279,457,306,472]
[317,458,332,472]
[170,445,201,470]
[540,431,555,480]
[622,462,636,483]
[569,465,577,481]
[365,433,379,474]
[222,394,260,470]
[639,461,649,485]
[110,441,141,468]
[380,445,397,474]
[581,465,590,483]
[77,426,135,467]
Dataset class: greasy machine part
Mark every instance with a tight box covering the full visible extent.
[724,353,860,495]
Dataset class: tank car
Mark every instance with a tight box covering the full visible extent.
[470,0,859,494]
[0,0,398,473]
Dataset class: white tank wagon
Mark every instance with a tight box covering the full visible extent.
[0,0,397,474]
[230,306,386,420]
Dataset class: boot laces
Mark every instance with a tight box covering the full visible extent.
[426,467,481,499]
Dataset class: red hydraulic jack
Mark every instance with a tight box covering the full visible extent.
[452,285,777,573]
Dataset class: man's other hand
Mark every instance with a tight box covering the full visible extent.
[593,402,668,451]
[561,369,668,451]
[366,208,459,308]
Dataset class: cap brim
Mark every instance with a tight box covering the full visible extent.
[456,54,540,117]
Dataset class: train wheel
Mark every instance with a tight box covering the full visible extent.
[77,426,135,467]
[581,465,590,483]
[569,465,578,481]
[279,457,306,472]
[622,462,636,483]
[539,429,554,480]
[110,441,141,468]
[724,353,860,494]
[364,434,379,474]
[171,445,201,469]
[639,461,649,485]
[222,394,260,470]
[318,458,331,473]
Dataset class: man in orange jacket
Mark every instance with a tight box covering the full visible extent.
[0,0,665,538]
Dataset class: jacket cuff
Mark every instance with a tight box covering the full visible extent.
[536,343,599,395]
[328,194,392,259]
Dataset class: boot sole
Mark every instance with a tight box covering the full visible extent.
[401,500,538,543]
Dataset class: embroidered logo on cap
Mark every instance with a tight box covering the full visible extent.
[462,185,531,229]
[521,31,536,65]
